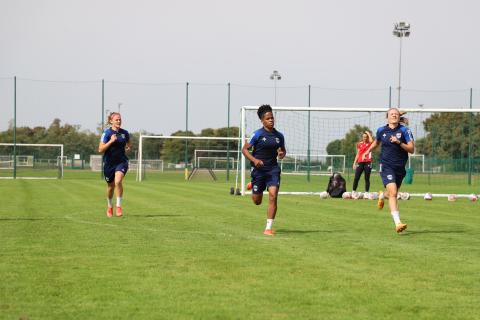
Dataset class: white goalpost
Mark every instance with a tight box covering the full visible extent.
[408,154,425,173]
[0,143,64,179]
[240,105,480,196]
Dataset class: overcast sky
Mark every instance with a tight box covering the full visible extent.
[1,0,479,135]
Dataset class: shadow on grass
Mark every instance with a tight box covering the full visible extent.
[130,214,185,218]
[0,217,47,221]
[275,229,343,234]
[401,229,466,236]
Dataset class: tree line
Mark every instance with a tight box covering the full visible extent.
[0,119,240,162]
[2,112,478,163]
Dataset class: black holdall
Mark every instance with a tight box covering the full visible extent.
[327,172,346,198]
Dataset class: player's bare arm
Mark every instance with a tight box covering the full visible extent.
[98,134,117,153]
[242,142,264,167]
[353,149,360,168]
[389,135,414,153]
[125,141,132,153]
[362,140,379,161]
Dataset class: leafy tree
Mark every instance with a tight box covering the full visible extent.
[0,118,98,160]
[415,113,480,159]
[160,130,196,164]
[0,120,241,166]
[326,139,343,155]
[158,127,239,165]
[326,125,374,160]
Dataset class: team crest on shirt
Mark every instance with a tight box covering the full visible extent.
[121,134,126,139]
[396,133,402,139]
[275,137,280,144]
[262,137,267,142]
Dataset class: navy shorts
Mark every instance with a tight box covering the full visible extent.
[103,161,129,183]
[380,164,406,188]
[251,166,281,194]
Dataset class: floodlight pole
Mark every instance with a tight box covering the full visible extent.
[397,36,403,108]
[270,70,282,106]
[13,76,17,179]
[226,82,231,181]
[393,22,410,108]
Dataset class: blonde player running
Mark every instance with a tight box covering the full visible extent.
[364,108,414,233]
[98,112,131,218]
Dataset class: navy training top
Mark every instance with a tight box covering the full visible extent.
[249,127,285,169]
[375,124,414,167]
[101,128,130,165]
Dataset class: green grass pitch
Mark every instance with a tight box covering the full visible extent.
[1,171,479,319]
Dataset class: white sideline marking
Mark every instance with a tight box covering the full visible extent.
[242,191,479,198]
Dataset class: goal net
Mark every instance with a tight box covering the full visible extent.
[239,106,480,196]
[89,155,103,172]
[137,135,240,181]
[0,143,64,179]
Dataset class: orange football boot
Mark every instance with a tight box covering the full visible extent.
[263,229,275,236]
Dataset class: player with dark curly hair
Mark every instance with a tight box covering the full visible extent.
[242,105,286,236]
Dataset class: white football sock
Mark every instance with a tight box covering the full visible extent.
[266,219,274,230]
[391,211,401,225]
[107,198,113,208]
[116,197,122,207]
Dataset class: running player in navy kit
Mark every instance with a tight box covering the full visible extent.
[242,105,286,236]
[364,108,414,233]
[98,112,131,218]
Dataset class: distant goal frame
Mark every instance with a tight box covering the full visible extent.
[0,143,65,179]
[137,135,241,182]
[240,105,480,196]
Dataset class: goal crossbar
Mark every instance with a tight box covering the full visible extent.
[242,106,480,113]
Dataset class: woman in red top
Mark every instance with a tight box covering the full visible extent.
[352,131,373,192]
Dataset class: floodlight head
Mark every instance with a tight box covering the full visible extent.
[393,21,411,37]
[270,70,282,80]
